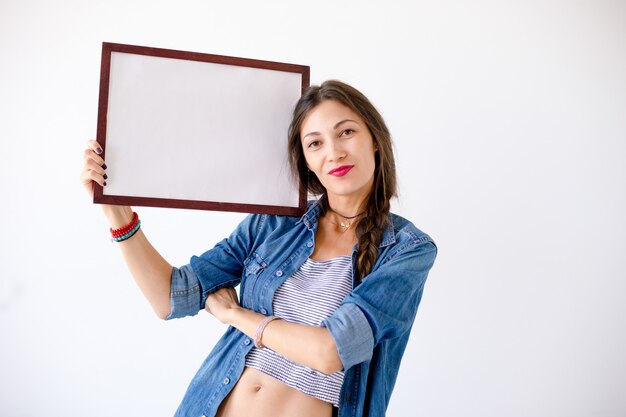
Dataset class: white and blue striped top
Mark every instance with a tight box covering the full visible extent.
[245,255,353,406]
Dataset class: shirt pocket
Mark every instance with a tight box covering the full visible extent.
[244,252,267,276]
[240,252,268,307]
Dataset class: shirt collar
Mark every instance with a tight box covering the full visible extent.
[298,199,396,248]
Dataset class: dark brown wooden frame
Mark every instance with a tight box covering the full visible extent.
[94,42,310,216]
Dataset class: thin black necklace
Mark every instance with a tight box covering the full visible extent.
[328,207,365,220]
[327,207,365,232]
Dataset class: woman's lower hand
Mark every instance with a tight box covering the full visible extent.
[205,287,241,324]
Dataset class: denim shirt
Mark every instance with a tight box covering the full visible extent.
[166,200,437,417]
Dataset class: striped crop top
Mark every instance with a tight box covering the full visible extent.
[244,255,353,406]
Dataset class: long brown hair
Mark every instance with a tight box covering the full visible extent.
[287,80,397,279]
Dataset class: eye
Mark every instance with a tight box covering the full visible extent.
[307,140,322,149]
[341,129,355,137]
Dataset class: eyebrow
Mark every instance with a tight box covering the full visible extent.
[302,119,358,140]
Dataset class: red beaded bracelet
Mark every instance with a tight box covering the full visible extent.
[110,212,139,238]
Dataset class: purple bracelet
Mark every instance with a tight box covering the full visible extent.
[254,316,279,348]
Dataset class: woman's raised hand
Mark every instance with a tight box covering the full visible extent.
[79,140,173,319]
[80,140,107,199]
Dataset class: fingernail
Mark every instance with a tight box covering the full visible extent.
[103,173,108,180]
[96,147,103,154]
[102,163,107,170]
[104,181,107,186]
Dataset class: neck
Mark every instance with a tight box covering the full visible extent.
[325,193,368,219]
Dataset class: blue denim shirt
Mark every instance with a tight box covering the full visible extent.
[166,200,437,417]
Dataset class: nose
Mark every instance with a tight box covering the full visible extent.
[327,140,346,162]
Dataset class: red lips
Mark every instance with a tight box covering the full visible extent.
[328,165,354,177]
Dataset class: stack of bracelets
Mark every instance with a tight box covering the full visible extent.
[110,211,141,243]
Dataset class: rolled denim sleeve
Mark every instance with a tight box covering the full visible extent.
[322,238,437,369]
[165,264,205,320]
[165,214,265,320]
[321,303,375,370]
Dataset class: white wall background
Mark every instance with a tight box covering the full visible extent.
[1,0,624,416]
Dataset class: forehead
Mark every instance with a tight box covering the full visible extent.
[301,100,363,133]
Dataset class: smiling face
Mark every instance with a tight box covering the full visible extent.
[300,99,377,205]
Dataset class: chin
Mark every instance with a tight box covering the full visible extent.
[326,186,369,199]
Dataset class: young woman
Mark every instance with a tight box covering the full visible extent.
[80,80,437,417]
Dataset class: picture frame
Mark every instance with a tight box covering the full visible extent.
[94,42,309,216]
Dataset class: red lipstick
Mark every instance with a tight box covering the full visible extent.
[328,165,354,177]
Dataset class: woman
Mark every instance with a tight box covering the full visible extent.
[80,80,437,417]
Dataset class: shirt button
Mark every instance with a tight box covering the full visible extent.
[307,241,313,248]
[223,377,230,384]
[244,338,251,345]
[275,270,283,277]
[260,308,268,315]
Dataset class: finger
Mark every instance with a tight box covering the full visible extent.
[84,158,107,177]
[80,167,106,187]
[227,287,239,302]
[219,287,238,302]
[86,139,104,155]
[81,165,107,189]
[205,295,217,315]
[83,148,105,167]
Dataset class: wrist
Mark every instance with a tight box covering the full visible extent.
[101,205,134,229]
[223,306,245,326]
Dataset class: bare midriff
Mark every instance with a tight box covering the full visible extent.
[216,366,333,417]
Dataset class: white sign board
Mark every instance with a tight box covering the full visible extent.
[94,43,309,216]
